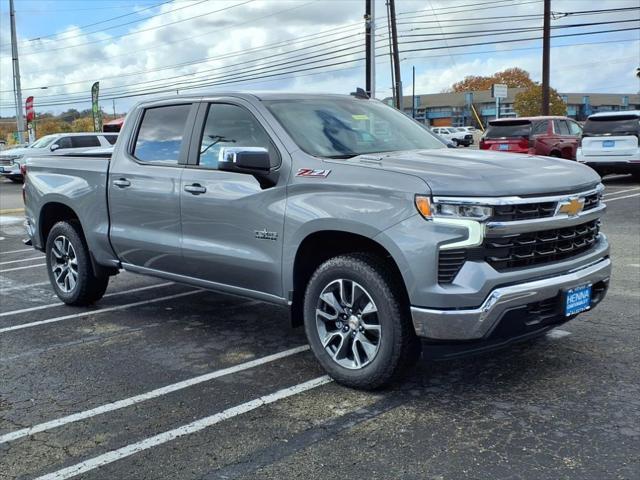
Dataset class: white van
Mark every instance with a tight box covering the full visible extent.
[576,110,640,178]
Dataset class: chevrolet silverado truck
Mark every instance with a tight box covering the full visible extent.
[23,92,611,389]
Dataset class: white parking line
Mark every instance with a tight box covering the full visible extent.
[0,262,46,273]
[0,247,33,255]
[0,289,202,334]
[34,376,331,480]
[603,187,640,197]
[0,255,45,266]
[0,280,49,292]
[0,282,174,318]
[605,193,640,202]
[0,345,310,445]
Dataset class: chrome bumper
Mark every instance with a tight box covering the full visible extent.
[411,257,611,340]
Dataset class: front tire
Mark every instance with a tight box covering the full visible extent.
[303,253,420,390]
[45,221,109,305]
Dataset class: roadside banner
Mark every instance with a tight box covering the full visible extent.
[25,96,35,143]
[91,81,102,132]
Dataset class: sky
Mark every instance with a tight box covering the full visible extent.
[0,0,639,117]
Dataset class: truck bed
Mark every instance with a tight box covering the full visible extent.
[24,153,118,268]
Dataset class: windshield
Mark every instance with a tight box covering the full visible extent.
[583,115,640,136]
[30,135,58,148]
[485,120,531,139]
[264,98,444,158]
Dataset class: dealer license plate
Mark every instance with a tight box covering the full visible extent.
[499,144,509,151]
[564,284,592,316]
[602,140,615,148]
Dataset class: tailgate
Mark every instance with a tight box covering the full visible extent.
[581,135,638,157]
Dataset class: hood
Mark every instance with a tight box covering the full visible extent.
[0,147,49,158]
[344,149,600,196]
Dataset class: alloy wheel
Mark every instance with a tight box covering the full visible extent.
[50,235,79,293]
[315,279,381,369]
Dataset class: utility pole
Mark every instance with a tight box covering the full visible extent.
[541,0,551,115]
[385,1,395,102]
[365,0,375,98]
[112,99,116,117]
[9,0,25,144]
[388,0,402,110]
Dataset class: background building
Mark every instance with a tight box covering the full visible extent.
[385,90,640,128]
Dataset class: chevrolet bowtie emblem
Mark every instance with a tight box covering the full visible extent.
[557,197,585,217]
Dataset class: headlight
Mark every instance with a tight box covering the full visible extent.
[415,195,493,220]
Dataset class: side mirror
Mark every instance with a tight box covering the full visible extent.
[50,144,60,151]
[218,147,271,172]
[218,147,277,188]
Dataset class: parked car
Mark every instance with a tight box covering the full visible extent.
[0,132,118,182]
[24,92,610,389]
[576,110,640,178]
[479,116,582,159]
[431,127,473,147]
[456,126,477,134]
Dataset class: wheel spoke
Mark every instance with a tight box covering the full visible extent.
[317,308,338,322]
[357,335,378,360]
[321,330,342,348]
[320,291,345,315]
[351,339,363,368]
[332,332,350,361]
[67,271,77,290]
[361,320,381,333]
[361,301,377,316]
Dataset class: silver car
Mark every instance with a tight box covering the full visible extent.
[0,132,118,182]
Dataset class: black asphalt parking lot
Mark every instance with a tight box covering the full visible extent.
[0,176,638,480]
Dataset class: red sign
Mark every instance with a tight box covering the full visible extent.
[25,96,34,122]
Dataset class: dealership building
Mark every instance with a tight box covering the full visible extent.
[385,89,640,128]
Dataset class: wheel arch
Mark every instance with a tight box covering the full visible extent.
[289,229,409,327]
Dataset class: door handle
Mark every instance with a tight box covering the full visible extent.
[184,183,207,195]
[113,178,131,188]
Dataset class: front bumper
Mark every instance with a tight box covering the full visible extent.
[411,257,611,340]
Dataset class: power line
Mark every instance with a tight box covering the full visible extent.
[3,27,636,110]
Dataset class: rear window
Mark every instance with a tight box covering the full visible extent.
[583,115,640,136]
[485,120,531,138]
[71,136,101,148]
[104,135,118,145]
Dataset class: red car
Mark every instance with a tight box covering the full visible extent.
[479,116,583,159]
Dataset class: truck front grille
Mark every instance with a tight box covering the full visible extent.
[489,191,602,222]
[482,219,600,271]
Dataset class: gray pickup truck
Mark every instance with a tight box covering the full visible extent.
[24,92,611,389]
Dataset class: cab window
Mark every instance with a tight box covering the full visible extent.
[133,104,191,164]
[71,136,101,148]
[197,103,278,169]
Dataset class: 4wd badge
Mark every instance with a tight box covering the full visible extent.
[255,229,278,241]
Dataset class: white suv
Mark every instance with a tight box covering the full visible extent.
[431,127,473,147]
[577,111,640,178]
[0,132,117,182]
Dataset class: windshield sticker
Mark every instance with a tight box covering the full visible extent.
[352,114,369,120]
[296,168,331,178]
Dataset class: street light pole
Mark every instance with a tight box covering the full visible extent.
[9,0,26,144]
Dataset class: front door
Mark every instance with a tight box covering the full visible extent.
[179,101,287,300]
[109,102,196,272]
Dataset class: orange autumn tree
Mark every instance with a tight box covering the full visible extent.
[450,67,536,93]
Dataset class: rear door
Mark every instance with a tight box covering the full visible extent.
[551,119,577,159]
[108,102,197,271]
[179,100,287,299]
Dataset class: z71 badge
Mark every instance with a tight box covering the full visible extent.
[296,168,331,178]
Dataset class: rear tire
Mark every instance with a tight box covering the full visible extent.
[8,176,23,183]
[303,253,420,390]
[45,221,109,305]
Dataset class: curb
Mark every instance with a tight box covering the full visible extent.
[0,208,24,215]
